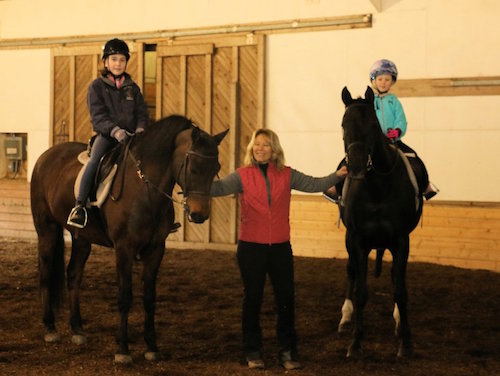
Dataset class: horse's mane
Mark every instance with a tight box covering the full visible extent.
[134,114,193,161]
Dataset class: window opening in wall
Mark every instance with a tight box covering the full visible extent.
[1,133,28,180]
[144,44,157,123]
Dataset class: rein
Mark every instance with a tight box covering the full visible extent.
[110,137,134,201]
[345,139,400,178]
[368,143,400,176]
[112,139,218,212]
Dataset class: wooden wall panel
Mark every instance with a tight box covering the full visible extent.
[157,36,264,247]
[238,44,259,166]
[127,52,138,85]
[289,195,500,272]
[186,55,207,127]
[74,55,94,143]
[158,56,184,242]
[185,54,208,243]
[160,56,182,118]
[211,47,236,244]
[53,56,70,145]
[392,76,500,98]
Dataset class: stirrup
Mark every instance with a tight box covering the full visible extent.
[323,191,340,204]
[424,182,440,200]
[67,205,88,228]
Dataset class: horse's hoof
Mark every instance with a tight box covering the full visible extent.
[144,351,161,361]
[44,332,61,343]
[71,334,87,345]
[114,353,133,364]
[338,320,352,334]
[346,345,363,359]
[397,344,413,358]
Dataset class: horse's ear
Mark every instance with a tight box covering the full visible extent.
[213,128,229,145]
[191,125,200,143]
[365,86,374,102]
[341,86,352,106]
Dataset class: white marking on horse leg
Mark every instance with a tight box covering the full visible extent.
[393,303,401,336]
[144,351,161,361]
[338,298,354,332]
[71,334,87,345]
[114,353,133,364]
[44,332,61,343]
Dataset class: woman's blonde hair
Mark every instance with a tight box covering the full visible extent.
[243,128,286,170]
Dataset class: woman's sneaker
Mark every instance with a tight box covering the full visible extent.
[279,351,302,370]
[246,352,264,369]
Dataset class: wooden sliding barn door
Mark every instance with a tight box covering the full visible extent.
[51,43,144,145]
[157,34,265,246]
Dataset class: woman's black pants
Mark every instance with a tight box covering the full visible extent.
[236,240,297,358]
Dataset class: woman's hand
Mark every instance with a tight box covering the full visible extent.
[336,165,348,178]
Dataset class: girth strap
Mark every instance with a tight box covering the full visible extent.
[396,149,420,212]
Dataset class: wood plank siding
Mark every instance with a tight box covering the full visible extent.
[1,179,498,272]
[289,195,500,272]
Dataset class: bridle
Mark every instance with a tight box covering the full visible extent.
[176,149,219,197]
[134,147,218,212]
[112,134,218,214]
[345,141,373,178]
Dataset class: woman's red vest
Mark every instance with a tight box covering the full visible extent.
[237,163,291,244]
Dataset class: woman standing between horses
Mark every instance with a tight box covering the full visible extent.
[67,38,149,228]
[369,58,438,199]
[211,129,347,370]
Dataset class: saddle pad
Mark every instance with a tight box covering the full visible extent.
[77,151,89,165]
[74,162,118,208]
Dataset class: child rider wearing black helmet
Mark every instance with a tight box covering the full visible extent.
[67,38,149,228]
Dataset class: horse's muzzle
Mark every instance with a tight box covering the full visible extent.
[184,193,211,223]
[187,212,209,223]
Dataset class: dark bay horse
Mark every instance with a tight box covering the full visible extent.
[30,115,228,363]
[336,87,423,358]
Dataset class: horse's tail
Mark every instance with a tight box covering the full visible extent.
[374,248,385,277]
[50,228,65,309]
[37,224,66,311]
[31,161,66,311]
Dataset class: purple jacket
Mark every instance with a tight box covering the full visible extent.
[87,73,149,137]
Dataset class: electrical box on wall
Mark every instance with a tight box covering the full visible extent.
[4,136,25,160]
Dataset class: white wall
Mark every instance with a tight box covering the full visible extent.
[0,0,499,201]
[268,0,500,202]
[0,0,373,38]
[0,49,51,179]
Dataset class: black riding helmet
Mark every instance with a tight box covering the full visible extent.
[102,38,130,61]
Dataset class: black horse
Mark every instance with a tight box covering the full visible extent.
[336,87,423,358]
[30,115,228,363]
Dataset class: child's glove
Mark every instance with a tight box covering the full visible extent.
[386,128,400,140]
[111,127,129,144]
